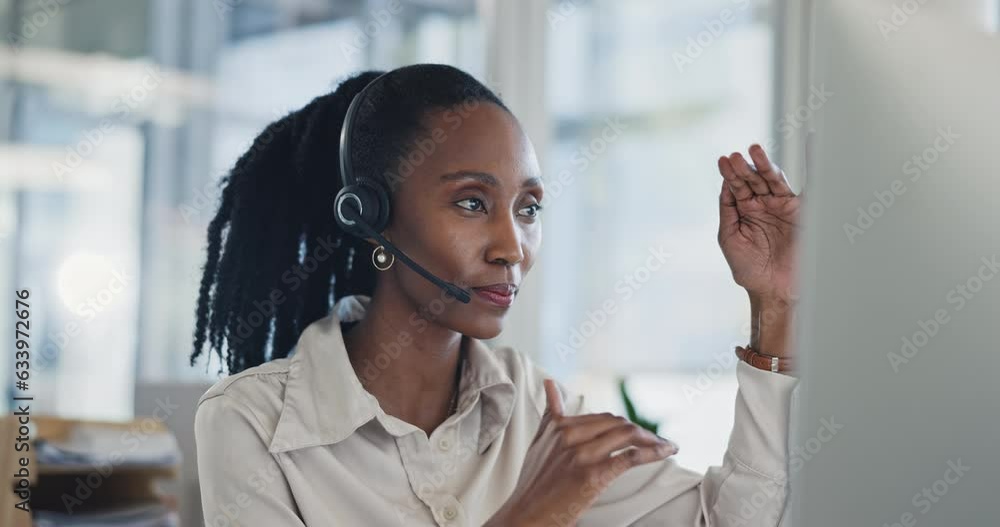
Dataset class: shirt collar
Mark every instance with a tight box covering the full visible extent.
[269,294,516,455]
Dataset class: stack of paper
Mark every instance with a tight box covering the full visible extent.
[35,424,181,468]
[33,503,178,526]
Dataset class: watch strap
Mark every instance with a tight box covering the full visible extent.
[735,345,795,374]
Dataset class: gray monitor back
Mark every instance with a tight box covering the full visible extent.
[788,1,1000,526]
[135,381,214,527]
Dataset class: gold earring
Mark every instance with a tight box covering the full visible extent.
[372,245,394,271]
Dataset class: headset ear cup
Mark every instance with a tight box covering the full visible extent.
[362,178,391,233]
[334,180,391,239]
[335,185,369,239]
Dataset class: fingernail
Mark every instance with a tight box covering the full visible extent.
[658,437,679,453]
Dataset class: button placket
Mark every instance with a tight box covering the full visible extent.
[437,432,453,451]
[436,494,463,525]
[396,433,442,523]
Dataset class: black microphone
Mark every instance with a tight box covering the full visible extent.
[340,204,472,304]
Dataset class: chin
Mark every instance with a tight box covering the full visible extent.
[454,314,504,341]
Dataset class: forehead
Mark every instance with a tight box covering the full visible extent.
[393,102,540,192]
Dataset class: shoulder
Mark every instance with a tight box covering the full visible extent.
[195,357,292,442]
[489,345,586,419]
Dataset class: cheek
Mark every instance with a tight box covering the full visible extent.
[441,232,479,266]
[521,225,542,268]
[409,213,480,267]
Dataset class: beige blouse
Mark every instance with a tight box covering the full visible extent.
[195,294,799,526]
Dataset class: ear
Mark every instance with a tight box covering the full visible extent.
[363,231,390,247]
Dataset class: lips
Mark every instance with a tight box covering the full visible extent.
[471,283,517,307]
[473,283,517,295]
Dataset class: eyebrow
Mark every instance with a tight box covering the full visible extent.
[439,170,543,189]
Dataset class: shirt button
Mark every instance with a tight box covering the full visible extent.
[438,436,452,451]
[442,505,457,520]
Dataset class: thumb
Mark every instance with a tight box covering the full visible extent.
[543,378,565,418]
[532,379,564,444]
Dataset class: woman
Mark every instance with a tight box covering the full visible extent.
[191,63,801,526]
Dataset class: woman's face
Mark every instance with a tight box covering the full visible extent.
[378,101,543,339]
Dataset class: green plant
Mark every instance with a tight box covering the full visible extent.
[618,377,660,435]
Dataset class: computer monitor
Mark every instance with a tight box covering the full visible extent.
[135,381,215,527]
[788,1,999,525]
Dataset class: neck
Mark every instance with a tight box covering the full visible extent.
[343,288,465,436]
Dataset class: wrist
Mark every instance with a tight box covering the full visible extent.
[747,290,760,349]
[736,345,796,375]
[748,291,795,359]
[750,290,796,307]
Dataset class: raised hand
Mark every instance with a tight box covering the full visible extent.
[717,144,801,302]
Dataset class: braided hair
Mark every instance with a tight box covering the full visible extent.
[189,64,508,376]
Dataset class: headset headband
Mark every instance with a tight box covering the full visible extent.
[338,69,395,187]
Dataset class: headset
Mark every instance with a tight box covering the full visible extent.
[334,70,472,304]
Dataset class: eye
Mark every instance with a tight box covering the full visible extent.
[455,198,486,213]
[518,203,543,218]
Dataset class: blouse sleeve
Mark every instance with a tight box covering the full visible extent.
[194,393,308,526]
[528,357,799,527]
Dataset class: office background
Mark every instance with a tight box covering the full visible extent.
[2,1,998,523]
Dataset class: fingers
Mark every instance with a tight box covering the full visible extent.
[604,443,677,472]
[729,152,771,196]
[574,422,675,465]
[555,414,634,449]
[748,144,794,197]
[718,156,753,201]
[589,442,676,480]
[718,176,739,235]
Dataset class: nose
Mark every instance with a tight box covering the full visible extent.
[485,211,524,267]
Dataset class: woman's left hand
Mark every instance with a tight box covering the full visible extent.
[716,144,801,302]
